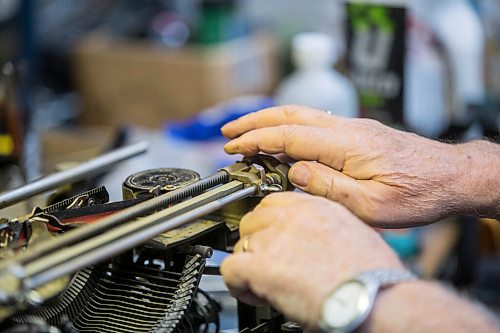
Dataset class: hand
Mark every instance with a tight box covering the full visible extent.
[221,105,465,227]
[220,192,403,330]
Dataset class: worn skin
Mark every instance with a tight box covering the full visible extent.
[221,192,499,333]
[220,105,500,332]
[221,105,500,227]
[221,192,404,329]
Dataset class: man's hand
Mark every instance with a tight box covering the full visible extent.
[221,105,500,226]
[220,192,500,333]
[220,192,403,329]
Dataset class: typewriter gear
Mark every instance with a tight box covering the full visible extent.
[123,168,201,199]
[0,149,294,333]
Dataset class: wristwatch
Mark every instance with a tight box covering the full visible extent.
[319,269,417,333]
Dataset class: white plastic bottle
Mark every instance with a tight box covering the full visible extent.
[410,0,485,126]
[275,32,359,118]
[404,9,449,138]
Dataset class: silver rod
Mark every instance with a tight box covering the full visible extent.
[0,141,149,209]
[0,171,228,270]
[25,185,256,289]
[24,180,245,277]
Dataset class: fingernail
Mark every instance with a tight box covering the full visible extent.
[224,140,237,153]
[290,164,310,187]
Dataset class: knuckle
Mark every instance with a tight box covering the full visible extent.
[239,217,251,236]
[259,193,278,206]
[307,196,344,215]
[297,195,317,208]
[219,257,231,276]
[239,139,256,154]
[266,192,284,201]
[324,173,337,200]
[282,105,301,121]
[239,208,258,225]
[303,191,327,204]
[246,112,261,129]
[355,118,384,131]
[251,202,265,212]
[242,111,258,123]
[261,192,305,208]
[356,117,378,126]
[254,228,272,243]
[284,124,300,140]
[283,124,302,154]
[260,192,287,206]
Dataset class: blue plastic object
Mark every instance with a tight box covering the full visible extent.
[164,96,275,141]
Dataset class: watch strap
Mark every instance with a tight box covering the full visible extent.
[319,269,417,333]
[356,268,417,288]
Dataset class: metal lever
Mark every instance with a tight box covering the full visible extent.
[0,141,149,209]
[0,154,291,317]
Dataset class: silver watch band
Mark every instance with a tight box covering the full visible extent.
[319,269,417,333]
[356,269,417,288]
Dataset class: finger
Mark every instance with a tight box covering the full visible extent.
[238,192,312,237]
[236,290,267,306]
[258,192,311,207]
[220,253,255,297]
[224,125,347,171]
[289,161,363,206]
[289,161,391,224]
[221,105,342,139]
[239,206,284,238]
[233,236,249,253]
[238,213,270,240]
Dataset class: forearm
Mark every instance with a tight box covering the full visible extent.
[361,280,499,333]
[451,140,500,218]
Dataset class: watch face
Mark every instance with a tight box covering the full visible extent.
[322,280,371,328]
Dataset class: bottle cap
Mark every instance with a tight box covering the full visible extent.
[292,32,336,69]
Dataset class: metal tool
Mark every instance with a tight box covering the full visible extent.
[0,141,148,209]
[122,167,201,199]
[0,154,291,325]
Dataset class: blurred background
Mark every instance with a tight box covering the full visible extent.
[0,0,499,328]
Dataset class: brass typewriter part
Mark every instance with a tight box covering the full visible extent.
[0,148,292,333]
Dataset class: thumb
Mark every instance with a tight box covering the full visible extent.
[289,161,362,207]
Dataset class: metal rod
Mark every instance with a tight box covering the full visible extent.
[24,180,244,277]
[0,141,149,209]
[24,184,256,289]
[0,171,229,271]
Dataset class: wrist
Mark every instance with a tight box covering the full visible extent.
[318,269,416,333]
[451,140,500,218]
[357,280,424,333]
[359,279,500,333]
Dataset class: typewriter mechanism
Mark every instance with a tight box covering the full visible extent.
[0,143,295,333]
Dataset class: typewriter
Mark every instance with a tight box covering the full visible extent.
[0,142,296,333]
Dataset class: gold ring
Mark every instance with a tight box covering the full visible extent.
[242,236,251,253]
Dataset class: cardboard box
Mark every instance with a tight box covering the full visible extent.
[72,33,278,128]
[41,126,116,173]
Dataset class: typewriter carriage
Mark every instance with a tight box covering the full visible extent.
[0,153,295,333]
